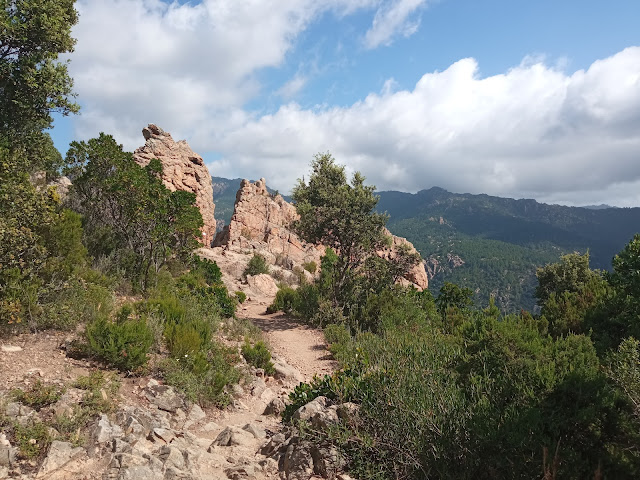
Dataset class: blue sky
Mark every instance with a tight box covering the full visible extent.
[53,0,640,206]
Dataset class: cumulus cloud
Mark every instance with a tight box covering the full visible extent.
[211,47,640,205]
[64,1,640,206]
[364,0,429,49]
[68,0,381,148]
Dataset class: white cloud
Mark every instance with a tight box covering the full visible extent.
[68,0,382,148]
[277,73,309,99]
[364,0,428,49]
[211,47,640,206]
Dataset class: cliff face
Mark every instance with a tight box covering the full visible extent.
[214,179,428,290]
[133,124,216,244]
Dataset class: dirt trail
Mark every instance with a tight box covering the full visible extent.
[237,301,336,382]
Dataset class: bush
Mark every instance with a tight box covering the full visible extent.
[235,291,247,304]
[11,381,64,410]
[86,317,153,372]
[244,254,269,277]
[241,341,275,375]
[303,261,317,274]
[267,286,298,314]
[159,343,242,407]
[164,317,212,358]
[191,255,222,285]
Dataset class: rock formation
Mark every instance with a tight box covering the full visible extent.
[213,178,325,268]
[134,124,216,244]
[214,178,428,290]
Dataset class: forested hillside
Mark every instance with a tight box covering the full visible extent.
[377,187,640,311]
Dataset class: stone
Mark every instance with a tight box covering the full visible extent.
[94,414,124,444]
[201,421,220,432]
[259,433,286,457]
[213,179,325,270]
[246,274,279,297]
[186,404,206,423]
[118,465,163,480]
[263,397,286,416]
[145,383,184,413]
[292,396,329,423]
[311,444,344,479]
[225,464,256,479]
[241,423,266,439]
[282,441,314,480]
[210,427,254,448]
[37,441,85,478]
[272,359,304,384]
[336,402,359,421]
[158,445,185,470]
[5,402,34,419]
[149,427,176,444]
[0,445,16,467]
[0,345,22,353]
[311,405,339,430]
[133,124,216,244]
[250,377,267,397]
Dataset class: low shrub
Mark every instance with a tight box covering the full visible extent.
[244,254,269,277]
[241,341,275,375]
[159,343,241,407]
[303,261,317,274]
[191,255,222,285]
[267,286,298,314]
[235,291,247,304]
[86,317,153,372]
[11,381,64,410]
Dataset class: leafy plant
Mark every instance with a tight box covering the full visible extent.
[11,381,64,410]
[244,254,269,277]
[235,291,247,304]
[241,341,275,375]
[86,317,153,372]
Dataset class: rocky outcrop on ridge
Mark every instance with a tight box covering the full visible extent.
[213,178,325,271]
[214,179,428,290]
[133,124,216,244]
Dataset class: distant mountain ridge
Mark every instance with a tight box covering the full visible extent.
[211,178,640,312]
[376,187,640,311]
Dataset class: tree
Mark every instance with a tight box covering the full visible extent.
[292,153,389,305]
[66,134,203,290]
[1,0,78,154]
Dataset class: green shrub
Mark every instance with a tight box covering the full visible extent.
[241,341,275,375]
[191,255,222,285]
[159,343,241,407]
[311,299,345,327]
[244,254,269,277]
[303,261,317,274]
[86,317,153,372]
[164,317,212,358]
[324,323,351,358]
[12,420,52,460]
[11,381,64,410]
[235,291,247,304]
[267,286,298,314]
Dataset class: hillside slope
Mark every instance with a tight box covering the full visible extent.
[377,187,640,311]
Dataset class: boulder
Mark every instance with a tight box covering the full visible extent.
[37,441,85,478]
[145,383,184,413]
[263,397,286,416]
[210,427,254,448]
[246,273,279,297]
[292,396,330,423]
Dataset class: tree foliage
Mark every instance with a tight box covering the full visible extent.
[66,134,203,290]
[292,153,390,304]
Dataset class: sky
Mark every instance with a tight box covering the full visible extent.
[52,0,640,207]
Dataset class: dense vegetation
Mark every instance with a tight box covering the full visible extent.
[268,159,640,479]
[377,187,640,312]
[0,0,245,411]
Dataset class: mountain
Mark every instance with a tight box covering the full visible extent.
[376,187,640,312]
